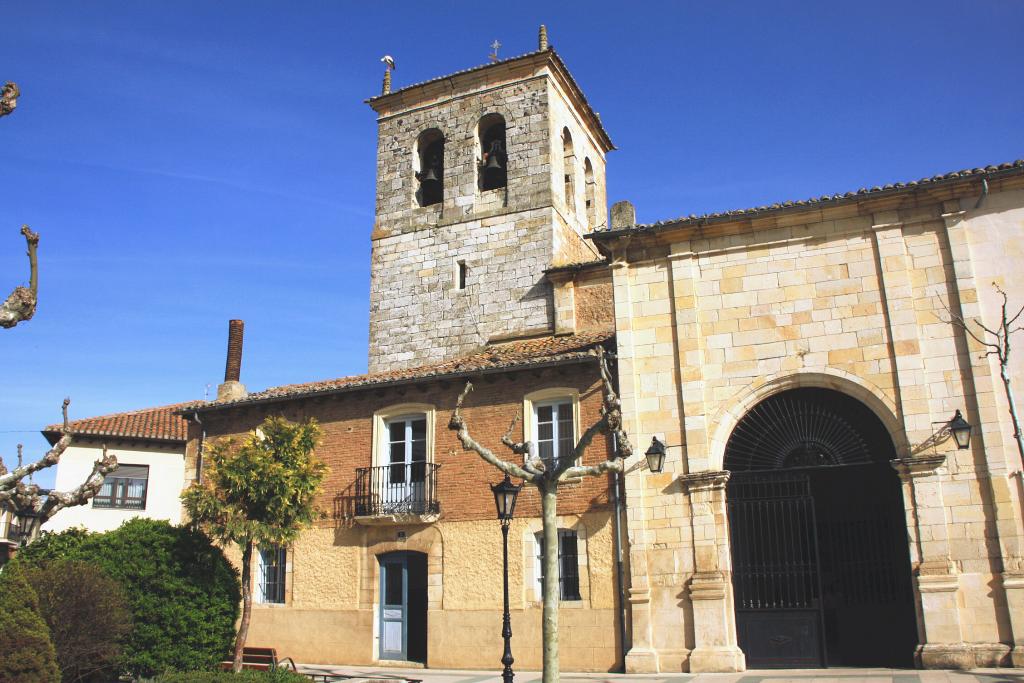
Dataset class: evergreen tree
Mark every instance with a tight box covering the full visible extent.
[182,416,326,672]
[0,561,60,683]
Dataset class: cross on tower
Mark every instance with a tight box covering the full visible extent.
[489,40,501,62]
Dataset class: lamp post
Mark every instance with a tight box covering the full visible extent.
[490,474,522,683]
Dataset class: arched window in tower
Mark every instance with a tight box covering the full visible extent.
[561,128,576,216]
[478,114,507,191]
[415,128,444,207]
[584,158,597,230]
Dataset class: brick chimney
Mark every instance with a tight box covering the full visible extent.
[216,319,248,401]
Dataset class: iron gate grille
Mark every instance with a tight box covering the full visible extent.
[728,471,825,668]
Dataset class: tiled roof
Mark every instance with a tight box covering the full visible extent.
[366,48,614,151]
[590,159,1024,237]
[195,329,615,412]
[42,402,199,445]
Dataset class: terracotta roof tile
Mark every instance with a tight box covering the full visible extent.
[590,159,1024,237]
[42,402,199,444]
[196,329,615,412]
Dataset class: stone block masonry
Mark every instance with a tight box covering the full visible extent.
[366,54,610,372]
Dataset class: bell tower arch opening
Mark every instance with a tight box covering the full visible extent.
[724,387,917,669]
[414,128,444,207]
[478,113,507,191]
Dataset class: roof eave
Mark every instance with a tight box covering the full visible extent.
[589,161,1024,243]
[187,352,603,415]
[366,49,614,153]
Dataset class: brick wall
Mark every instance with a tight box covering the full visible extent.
[195,360,615,525]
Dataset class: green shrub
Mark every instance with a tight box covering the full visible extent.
[0,562,60,683]
[26,559,132,683]
[15,519,240,678]
[153,669,309,682]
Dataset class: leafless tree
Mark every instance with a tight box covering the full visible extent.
[0,82,18,117]
[449,345,631,683]
[0,399,118,537]
[1,225,40,329]
[1,81,40,329]
[942,283,1024,467]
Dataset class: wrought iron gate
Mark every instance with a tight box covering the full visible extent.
[728,471,826,668]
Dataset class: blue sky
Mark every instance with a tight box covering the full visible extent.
[2,1,1022,487]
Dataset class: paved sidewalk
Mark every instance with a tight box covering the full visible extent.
[297,663,1024,683]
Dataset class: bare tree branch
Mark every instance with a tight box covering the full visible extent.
[447,342,631,683]
[0,398,72,491]
[938,283,1024,468]
[448,381,537,482]
[0,81,18,117]
[1,226,40,329]
[37,446,118,521]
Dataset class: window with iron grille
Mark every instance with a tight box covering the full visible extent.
[535,530,581,601]
[91,465,149,510]
[533,400,575,469]
[257,545,287,604]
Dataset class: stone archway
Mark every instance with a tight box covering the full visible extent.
[723,387,918,668]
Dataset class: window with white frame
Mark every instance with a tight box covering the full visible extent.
[257,545,286,604]
[533,399,575,468]
[386,415,428,485]
[534,530,581,601]
[92,465,149,510]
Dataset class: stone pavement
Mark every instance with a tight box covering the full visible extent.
[297,663,1024,683]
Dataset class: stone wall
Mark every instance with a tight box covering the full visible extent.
[600,174,1024,672]
[367,56,609,372]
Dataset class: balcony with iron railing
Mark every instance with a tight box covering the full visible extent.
[353,463,440,525]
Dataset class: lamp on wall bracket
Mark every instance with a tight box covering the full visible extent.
[949,410,973,450]
[645,437,667,473]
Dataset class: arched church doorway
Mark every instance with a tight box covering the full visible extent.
[724,388,917,668]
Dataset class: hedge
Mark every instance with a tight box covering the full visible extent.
[16,518,241,678]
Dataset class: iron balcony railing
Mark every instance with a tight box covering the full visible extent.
[354,463,440,517]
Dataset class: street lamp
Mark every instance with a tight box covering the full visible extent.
[949,410,973,450]
[11,507,43,546]
[645,437,667,473]
[490,474,521,683]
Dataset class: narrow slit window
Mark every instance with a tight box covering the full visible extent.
[457,260,467,290]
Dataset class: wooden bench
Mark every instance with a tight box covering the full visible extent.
[220,646,278,671]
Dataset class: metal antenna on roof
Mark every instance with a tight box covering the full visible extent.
[380,55,396,95]
[489,40,501,63]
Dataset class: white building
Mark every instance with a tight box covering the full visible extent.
[43,403,193,533]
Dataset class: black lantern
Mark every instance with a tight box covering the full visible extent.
[12,507,42,546]
[949,410,973,450]
[491,474,522,523]
[645,437,667,473]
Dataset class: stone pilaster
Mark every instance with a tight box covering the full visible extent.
[1002,560,1024,667]
[891,454,972,669]
[681,470,745,672]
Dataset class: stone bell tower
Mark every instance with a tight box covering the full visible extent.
[365,30,614,373]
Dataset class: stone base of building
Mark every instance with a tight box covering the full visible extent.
[624,648,659,673]
[655,648,691,673]
[919,643,974,670]
[971,643,1011,668]
[688,646,745,673]
[1012,646,1024,668]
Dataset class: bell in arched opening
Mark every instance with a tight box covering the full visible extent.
[478,114,507,191]
[415,130,444,207]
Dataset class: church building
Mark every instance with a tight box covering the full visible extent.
[41,28,1024,673]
